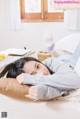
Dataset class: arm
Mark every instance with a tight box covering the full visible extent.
[25,85,66,100]
[17,69,80,91]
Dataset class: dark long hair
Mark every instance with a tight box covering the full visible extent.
[0,57,54,78]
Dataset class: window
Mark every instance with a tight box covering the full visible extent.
[20,0,64,22]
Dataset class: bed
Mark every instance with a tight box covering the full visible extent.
[0,95,80,119]
[0,33,80,119]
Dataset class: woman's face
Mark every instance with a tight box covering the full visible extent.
[23,61,50,75]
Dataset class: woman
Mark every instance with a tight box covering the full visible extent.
[0,44,80,101]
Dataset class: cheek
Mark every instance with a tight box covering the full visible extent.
[23,67,28,73]
[42,66,50,75]
[42,65,48,71]
[43,65,50,73]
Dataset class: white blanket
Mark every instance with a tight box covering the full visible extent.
[56,89,80,102]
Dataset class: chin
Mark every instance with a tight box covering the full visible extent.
[45,72,50,75]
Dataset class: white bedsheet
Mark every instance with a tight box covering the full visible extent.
[0,94,80,119]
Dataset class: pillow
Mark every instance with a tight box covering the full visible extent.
[74,56,80,77]
[0,78,30,101]
[55,33,80,54]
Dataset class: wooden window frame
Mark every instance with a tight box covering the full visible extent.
[20,0,64,22]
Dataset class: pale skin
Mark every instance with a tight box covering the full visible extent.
[16,61,50,100]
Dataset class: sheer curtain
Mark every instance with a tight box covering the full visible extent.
[64,10,80,31]
[5,0,21,30]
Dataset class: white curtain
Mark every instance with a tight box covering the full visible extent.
[5,0,21,30]
[64,10,80,31]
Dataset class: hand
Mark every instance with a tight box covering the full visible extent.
[16,73,25,84]
[25,86,39,101]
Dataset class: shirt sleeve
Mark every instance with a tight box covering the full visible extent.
[43,57,63,72]
[22,70,80,90]
[33,85,66,100]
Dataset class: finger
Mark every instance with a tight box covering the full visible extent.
[30,86,37,89]
[28,91,38,97]
[29,86,38,92]
[25,94,38,99]
[28,87,38,97]
[29,89,38,96]
[29,88,37,94]
[16,78,22,84]
[25,94,38,101]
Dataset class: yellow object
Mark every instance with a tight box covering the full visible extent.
[0,54,6,60]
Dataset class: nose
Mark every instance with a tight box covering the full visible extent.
[36,69,44,75]
[31,69,43,75]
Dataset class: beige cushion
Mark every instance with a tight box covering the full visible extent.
[0,78,30,101]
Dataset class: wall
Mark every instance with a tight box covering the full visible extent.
[0,0,79,52]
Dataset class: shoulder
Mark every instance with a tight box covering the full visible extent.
[42,57,56,67]
[42,57,64,72]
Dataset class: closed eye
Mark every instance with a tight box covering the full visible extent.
[36,63,39,69]
[30,63,40,75]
